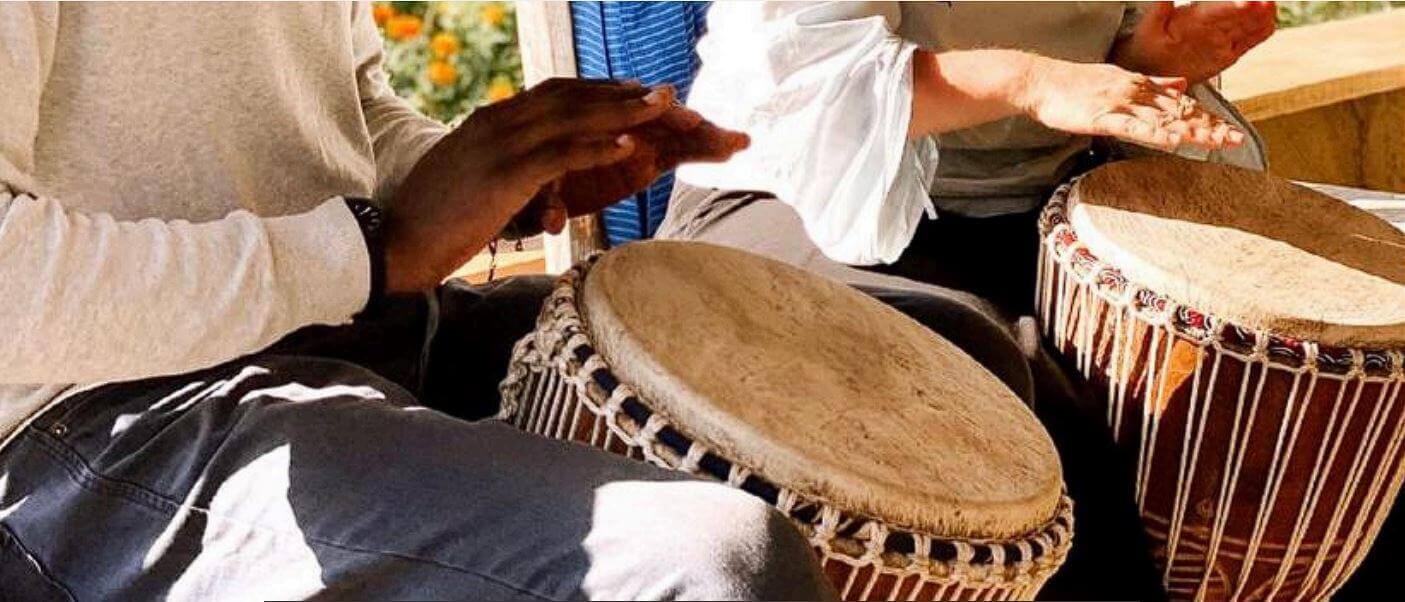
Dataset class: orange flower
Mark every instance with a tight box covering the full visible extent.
[428,61,458,87]
[480,3,506,28]
[486,76,516,102]
[385,15,423,41]
[430,33,460,59]
[372,3,394,27]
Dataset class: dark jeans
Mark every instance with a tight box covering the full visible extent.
[0,278,833,601]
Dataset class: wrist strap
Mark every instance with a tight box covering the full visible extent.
[344,197,387,314]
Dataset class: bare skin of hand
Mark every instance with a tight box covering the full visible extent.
[1112,1,1277,85]
[513,87,751,236]
[910,49,1243,152]
[1016,56,1245,152]
[385,78,676,293]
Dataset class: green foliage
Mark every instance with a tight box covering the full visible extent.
[376,1,522,124]
[1277,1,1403,28]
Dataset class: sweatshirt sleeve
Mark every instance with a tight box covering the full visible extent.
[0,3,371,385]
[676,1,939,266]
[350,1,450,202]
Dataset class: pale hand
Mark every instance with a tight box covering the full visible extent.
[1112,1,1277,85]
[1017,58,1244,152]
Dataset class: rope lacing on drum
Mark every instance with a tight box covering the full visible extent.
[497,254,1075,601]
[1037,179,1405,601]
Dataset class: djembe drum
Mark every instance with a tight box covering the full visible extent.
[501,240,1073,600]
[1037,157,1405,601]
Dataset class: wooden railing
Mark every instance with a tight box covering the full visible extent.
[1221,10,1405,193]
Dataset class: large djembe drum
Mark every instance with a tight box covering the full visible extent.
[501,240,1074,600]
[1037,157,1405,601]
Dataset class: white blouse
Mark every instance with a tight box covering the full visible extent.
[677,2,1130,265]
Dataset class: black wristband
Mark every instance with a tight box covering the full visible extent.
[344,197,387,314]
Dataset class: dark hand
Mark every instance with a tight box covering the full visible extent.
[513,86,750,236]
[1112,1,1277,85]
[385,78,674,292]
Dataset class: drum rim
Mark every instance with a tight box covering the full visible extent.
[1042,178,1405,382]
[500,253,1076,585]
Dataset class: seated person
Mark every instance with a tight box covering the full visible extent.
[658,2,1276,599]
[0,3,830,599]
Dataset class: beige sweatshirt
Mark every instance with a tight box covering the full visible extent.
[0,2,448,447]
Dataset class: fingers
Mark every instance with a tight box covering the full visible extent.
[659,105,706,132]
[512,81,678,148]
[1101,106,1242,152]
[1097,111,1182,151]
[1096,87,1242,151]
[518,133,639,187]
[662,122,751,165]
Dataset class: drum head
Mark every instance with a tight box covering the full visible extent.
[580,240,1062,539]
[1071,157,1405,348]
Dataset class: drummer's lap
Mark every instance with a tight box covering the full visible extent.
[0,317,829,600]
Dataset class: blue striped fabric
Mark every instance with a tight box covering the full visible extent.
[571,1,711,246]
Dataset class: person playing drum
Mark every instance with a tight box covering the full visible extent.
[657,2,1277,599]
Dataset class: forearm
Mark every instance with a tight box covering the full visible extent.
[907,48,1037,139]
[382,138,524,293]
[0,191,370,384]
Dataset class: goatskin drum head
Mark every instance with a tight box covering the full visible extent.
[579,240,1062,539]
[1070,156,1405,348]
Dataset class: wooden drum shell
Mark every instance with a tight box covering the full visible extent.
[1038,185,1405,601]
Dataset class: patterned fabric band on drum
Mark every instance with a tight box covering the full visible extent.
[499,241,1075,601]
[1036,157,1405,601]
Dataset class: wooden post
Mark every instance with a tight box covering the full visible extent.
[516,1,606,273]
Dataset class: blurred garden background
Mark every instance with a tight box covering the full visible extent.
[374,1,521,124]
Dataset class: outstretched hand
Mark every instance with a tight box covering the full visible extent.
[1019,58,1245,152]
[387,78,684,292]
[515,84,750,236]
[1112,1,1277,85]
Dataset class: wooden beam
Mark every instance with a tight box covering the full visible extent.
[515,1,606,273]
[1220,11,1405,121]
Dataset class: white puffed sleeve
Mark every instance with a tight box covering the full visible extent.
[677,2,938,265]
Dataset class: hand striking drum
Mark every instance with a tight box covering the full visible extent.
[1038,157,1405,601]
[500,241,1074,600]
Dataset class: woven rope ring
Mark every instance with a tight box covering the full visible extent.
[499,255,1076,599]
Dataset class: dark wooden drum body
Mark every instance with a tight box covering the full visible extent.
[1037,158,1405,601]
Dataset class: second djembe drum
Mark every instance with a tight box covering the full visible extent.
[1038,157,1405,601]
[502,240,1073,600]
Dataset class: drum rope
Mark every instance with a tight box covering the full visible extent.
[1164,347,1218,588]
[1294,375,1380,600]
[497,256,1074,601]
[1200,340,1270,601]
[1265,372,1355,600]
[1036,182,1405,601]
[1230,370,1307,601]
[1325,379,1405,593]
[1311,377,1397,595]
